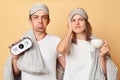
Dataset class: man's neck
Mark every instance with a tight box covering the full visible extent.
[34,31,47,41]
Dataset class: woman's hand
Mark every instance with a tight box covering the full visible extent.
[100,41,110,57]
[68,16,73,33]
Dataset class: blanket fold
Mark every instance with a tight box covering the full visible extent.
[17,29,48,74]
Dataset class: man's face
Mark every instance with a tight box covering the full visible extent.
[29,10,50,33]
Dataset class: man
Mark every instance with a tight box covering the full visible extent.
[4,3,65,80]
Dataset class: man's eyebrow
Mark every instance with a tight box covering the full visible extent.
[32,14,38,16]
[42,14,48,16]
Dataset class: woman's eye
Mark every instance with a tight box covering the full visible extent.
[79,18,84,21]
[72,19,76,22]
[80,19,84,21]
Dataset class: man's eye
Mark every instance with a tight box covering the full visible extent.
[42,15,48,19]
[33,16,38,19]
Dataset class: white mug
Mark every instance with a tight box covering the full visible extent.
[91,39,103,48]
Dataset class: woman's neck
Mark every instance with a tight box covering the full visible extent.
[76,33,86,40]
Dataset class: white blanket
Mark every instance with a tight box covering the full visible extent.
[4,29,48,80]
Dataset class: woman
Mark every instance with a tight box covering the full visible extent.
[57,8,118,80]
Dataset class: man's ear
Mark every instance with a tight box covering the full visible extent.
[28,19,32,25]
[48,19,50,25]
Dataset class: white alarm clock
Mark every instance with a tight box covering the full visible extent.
[10,37,32,55]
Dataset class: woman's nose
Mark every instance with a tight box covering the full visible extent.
[76,20,79,25]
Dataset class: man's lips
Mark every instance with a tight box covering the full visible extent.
[37,25,44,28]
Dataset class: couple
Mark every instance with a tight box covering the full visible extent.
[4,3,118,80]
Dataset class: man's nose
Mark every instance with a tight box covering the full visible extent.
[38,17,43,23]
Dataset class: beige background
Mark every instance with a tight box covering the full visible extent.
[0,0,120,80]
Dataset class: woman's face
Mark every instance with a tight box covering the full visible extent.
[71,14,86,34]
